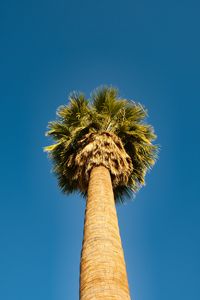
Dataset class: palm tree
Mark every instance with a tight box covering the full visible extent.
[45,86,158,300]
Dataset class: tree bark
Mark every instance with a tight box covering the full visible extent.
[80,166,131,300]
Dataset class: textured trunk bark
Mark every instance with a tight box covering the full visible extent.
[80,166,131,300]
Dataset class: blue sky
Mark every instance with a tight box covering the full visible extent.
[0,0,199,299]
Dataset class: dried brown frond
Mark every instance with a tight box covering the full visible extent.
[69,131,133,193]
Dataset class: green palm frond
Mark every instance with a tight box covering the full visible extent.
[57,92,89,127]
[92,86,123,115]
[45,86,158,203]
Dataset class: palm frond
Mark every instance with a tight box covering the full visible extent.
[45,86,158,203]
[57,92,89,128]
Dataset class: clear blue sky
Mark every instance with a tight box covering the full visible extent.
[0,0,199,299]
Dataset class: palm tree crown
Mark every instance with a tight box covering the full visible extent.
[45,86,158,202]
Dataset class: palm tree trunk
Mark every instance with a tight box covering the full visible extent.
[80,165,131,300]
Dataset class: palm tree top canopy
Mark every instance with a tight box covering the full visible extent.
[45,86,158,203]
